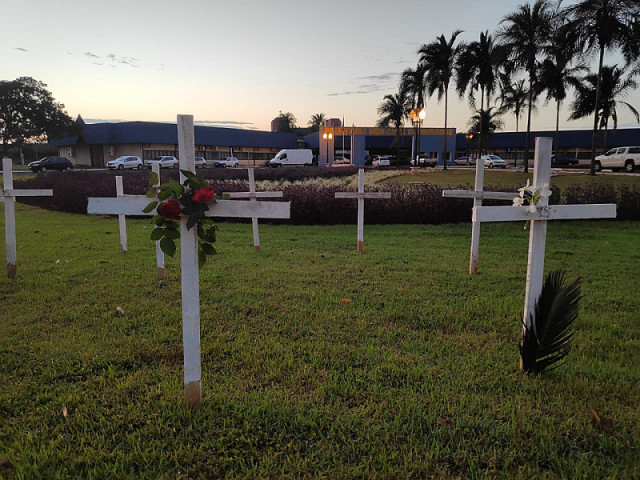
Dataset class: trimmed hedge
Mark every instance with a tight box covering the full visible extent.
[14,169,639,224]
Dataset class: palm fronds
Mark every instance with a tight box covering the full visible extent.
[520,270,581,374]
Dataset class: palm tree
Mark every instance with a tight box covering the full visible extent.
[307,113,326,132]
[456,31,505,157]
[401,64,427,111]
[538,24,586,158]
[377,88,412,161]
[419,30,463,170]
[275,111,296,132]
[468,107,504,154]
[498,0,554,173]
[569,65,639,152]
[563,0,640,174]
[498,78,530,167]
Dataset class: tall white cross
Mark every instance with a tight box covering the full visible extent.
[442,158,516,274]
[114,163,166,279]
[472,138,616,326]
[1,157,53,278]
[335,168,391,253]
[225,168,283,251]
[87,115,290,406]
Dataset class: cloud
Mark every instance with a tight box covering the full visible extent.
[82,118,126,123]
[356,73,399,82]
[329,72,399,96]
[84,52,100,59]
[15,47,28,52]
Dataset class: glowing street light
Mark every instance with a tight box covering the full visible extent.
[410,107,426,167]
[323,131,333,167]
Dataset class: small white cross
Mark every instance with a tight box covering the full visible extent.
[442,159,516,274]
[471,138,616,327]
[114,163,166,278]
[225,168,283,251]
[1,157,53,278]
[335,168,391,253]
[87,115,291,406]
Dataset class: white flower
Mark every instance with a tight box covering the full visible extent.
[518,179,531,199]
[538,183,552,198]
[512,196,524,207]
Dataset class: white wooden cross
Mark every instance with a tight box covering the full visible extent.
[114,163,166,279]
[472,137,616,327]
[442,158,516,274]
[225,168,283,251]
[1,157,53,278]
[87,115,290,406]
[335,168,391,253]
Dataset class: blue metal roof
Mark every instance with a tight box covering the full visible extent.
[455,128,640,149]
[50,121,298,149]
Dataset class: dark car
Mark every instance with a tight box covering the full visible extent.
[551,154,579,166]
[28,156,73,172]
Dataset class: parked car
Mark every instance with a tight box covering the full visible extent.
[145,156,178,169]
[28,156,73,172]
[268,149,313,167]
[333,156,350,164]
[481,155,507,169]
[551,154,579,166]
[411,155,437,167]
[194,157,207,168]
[212,157,239,168]
[595,146,640,172]
[454,156,475,165]
[372,155,391,167]
[107,156,143,170]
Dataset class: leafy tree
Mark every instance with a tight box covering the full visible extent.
[376,87,412,161]
[562,0,640,174]
[419,30,463,170]
[0,77,74,156]
[498,0,554,172]
[275,111,297,132]
[307,113,326,132]
[569,65,639,151]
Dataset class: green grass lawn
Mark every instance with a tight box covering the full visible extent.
[0,204,638,479]
[385,168,640,190]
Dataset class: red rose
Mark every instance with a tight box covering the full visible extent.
[158,199,182,219]
[192,186,215,204]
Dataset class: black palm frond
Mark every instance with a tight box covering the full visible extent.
[520,270,582,374]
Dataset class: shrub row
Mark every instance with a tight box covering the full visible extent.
[15,169,640,224]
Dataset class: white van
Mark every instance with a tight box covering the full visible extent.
[269,149,313,167]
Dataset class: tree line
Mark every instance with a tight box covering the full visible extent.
[377,0,640,174]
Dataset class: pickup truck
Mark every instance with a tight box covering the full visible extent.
[211,157,239,168]
[595,146,640,172]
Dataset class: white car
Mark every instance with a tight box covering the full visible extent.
[107,156,143,170]
[145,156,179,169]
[194,157,207,168]
[454,156,475,165]
[410,155,437,167]
[212,157,239,168]
[595,146,640,172]
[481,155,507,169]
[372,155,391,167]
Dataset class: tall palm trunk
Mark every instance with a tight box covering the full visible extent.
[524,73,534,173]
[555,100,561,158]
[514,115,519,167]
[443,87,448,170]
[479,87,485,157]
[590,47,605,175]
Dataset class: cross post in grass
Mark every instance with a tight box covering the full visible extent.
[1,157,53,278]
[471,137,616,326]
[114,164,166,278]
[87,115,290,406]
[225,168,283,251]
[442,158,516,274]
[335,168,391,253]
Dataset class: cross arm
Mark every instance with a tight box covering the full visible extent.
[335,192,392,199]
[473,204,617,222]
[442,189,516,201]
[88,196,291,219]
[0,189,54,197]
[225,191,284,199]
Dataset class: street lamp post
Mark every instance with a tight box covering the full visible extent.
[465,133,474,163]
[322,132,333,167]
[410,108,426,167]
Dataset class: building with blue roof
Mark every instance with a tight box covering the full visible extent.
[50,119,298,167]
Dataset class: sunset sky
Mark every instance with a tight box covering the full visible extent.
[5,0,639,133]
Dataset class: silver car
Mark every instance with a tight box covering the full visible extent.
[481,155,507,169]
[145,156,179,169]
[107,156,143,170]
